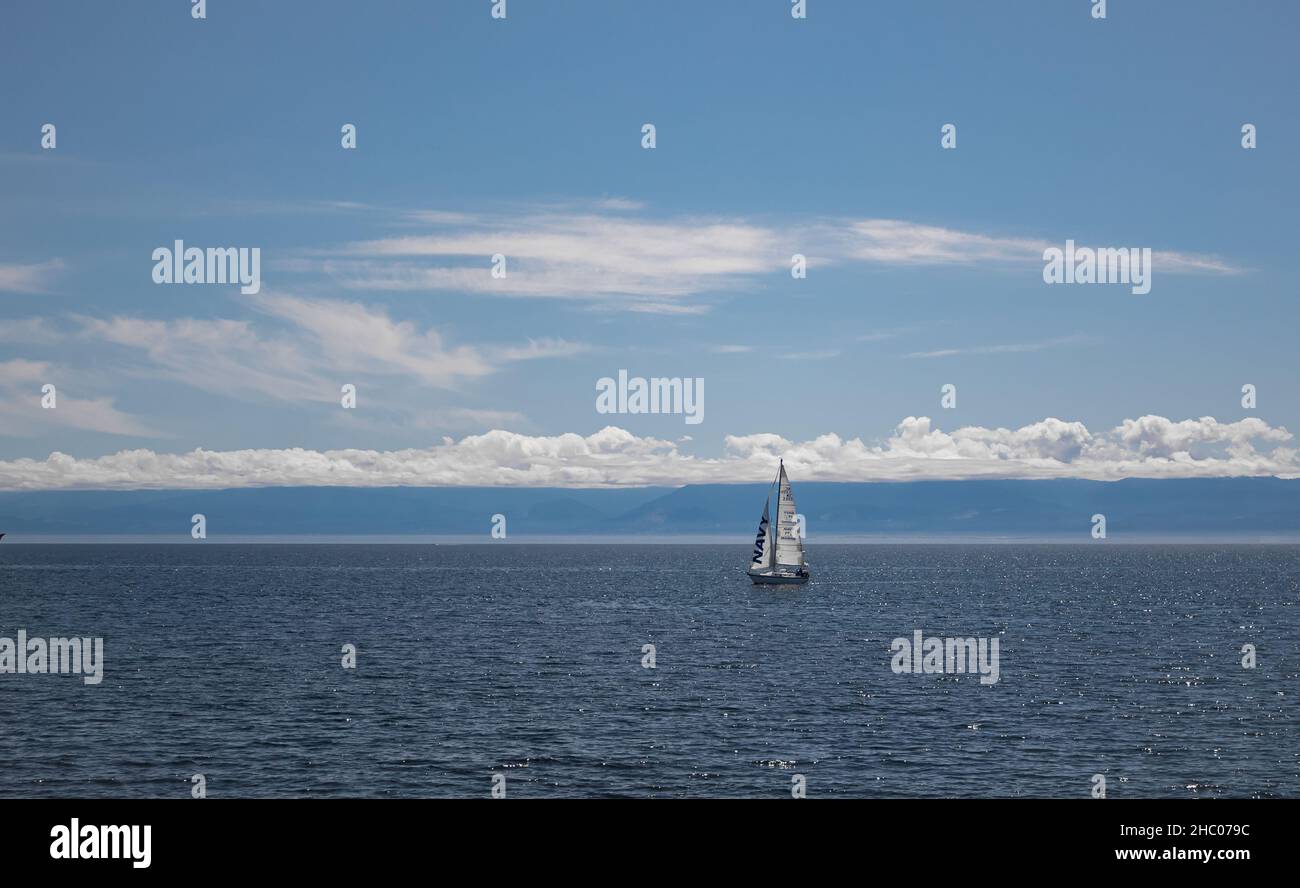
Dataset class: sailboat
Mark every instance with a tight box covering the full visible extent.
[747,460,809,585]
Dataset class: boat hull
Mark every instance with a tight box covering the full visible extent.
[748,570,810,586]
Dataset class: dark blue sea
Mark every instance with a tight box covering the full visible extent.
[1,543,1296,798]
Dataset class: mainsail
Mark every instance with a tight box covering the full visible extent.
[773,462,804,568]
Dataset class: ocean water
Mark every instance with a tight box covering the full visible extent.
[0,543,1296,799]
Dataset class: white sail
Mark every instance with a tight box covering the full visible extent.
[750,495,773,570]
[774,462,805,568]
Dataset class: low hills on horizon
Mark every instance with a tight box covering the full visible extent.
[1,477,1299,537]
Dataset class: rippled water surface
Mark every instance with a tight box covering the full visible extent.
[1,544,1296,798]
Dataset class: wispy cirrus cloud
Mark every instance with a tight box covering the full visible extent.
[329,213,781,306]
[0,358,159,438]
[819,220,1238,275]
[442,407,530,427]
[856,329,910,343]
[906,335,1089,359]
[286,206,1239,311]
[0,259,64,293]
[484,338,591,362]
[778,350,840,361]
[251,293,496,389]
[0,317,61,343]
[593,197,645,211]
[68,293,588,406]
[1,414,1293,490]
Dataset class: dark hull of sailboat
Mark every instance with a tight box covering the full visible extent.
[748,570,810,586]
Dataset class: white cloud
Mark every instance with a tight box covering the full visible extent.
[0,359,159,438]
[290,209,1239,311]
[442,408,530,427]
[594,197,645,211]
[75,313,333,404]
[906,335,1088,359]
[252,293,495,388]
[0,259,64,293]
[824,220,1237,274]
[829,219,1049,266]
[0,358,48,384]
[621,301,712,315]
[857,329,906,343]
[484,337,590,362]
[70,294,587,404]
[0,318,61,343]
[777,350,840,360]
[1,414,1294,490]
[1107,415,1291,458]
[329,213,781,306]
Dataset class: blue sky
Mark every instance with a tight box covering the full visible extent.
[1,1,1297,488]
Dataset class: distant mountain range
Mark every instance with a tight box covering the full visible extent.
[2,477,1300,537]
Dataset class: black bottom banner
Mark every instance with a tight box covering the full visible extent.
[0,799,1282,874]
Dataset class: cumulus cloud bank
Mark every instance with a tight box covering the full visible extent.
[0,415,1294,491]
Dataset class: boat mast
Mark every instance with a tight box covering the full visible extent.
[770,461,780,570]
